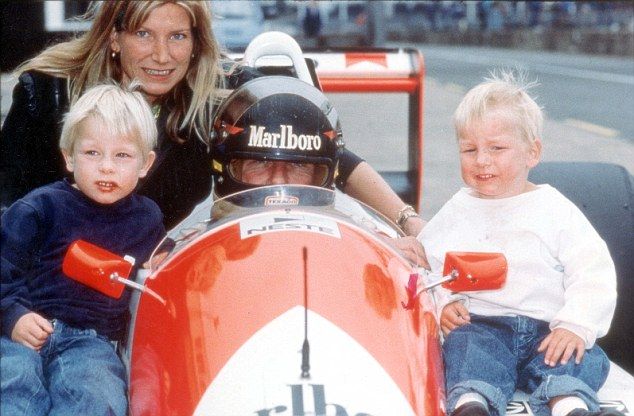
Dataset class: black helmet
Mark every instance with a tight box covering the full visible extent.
[211,76,344,197]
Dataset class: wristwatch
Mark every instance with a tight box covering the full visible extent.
[396,205,420,230]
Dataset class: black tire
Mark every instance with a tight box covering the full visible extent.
[529,161,634,373]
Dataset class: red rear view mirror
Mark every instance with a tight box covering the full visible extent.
[63,240,165,304]
[63,240,133,299]
[403,251,507,309]
[441,251,507,292]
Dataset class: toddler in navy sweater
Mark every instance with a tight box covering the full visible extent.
[1,83,165,416]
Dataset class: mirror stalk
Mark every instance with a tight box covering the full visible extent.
[110,272,166,305]
[417,269,458,295]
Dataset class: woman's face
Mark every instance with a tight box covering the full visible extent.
[110,3,194,103]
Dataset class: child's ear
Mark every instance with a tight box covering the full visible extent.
[62,149,75,173]
[527,138,542,168]
[139,151,156,178]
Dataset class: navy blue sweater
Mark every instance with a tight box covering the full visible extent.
[1,180,164,340]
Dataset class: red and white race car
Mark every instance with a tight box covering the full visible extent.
[66,184,507,415]
[65,32,634,415]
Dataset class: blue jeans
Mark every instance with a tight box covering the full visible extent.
[1,320,127,416]
[443,315,610,416]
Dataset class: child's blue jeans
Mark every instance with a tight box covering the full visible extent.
[1,319,127,416]
[443,314,610,416]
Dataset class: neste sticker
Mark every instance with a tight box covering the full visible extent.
[240,213,341,239]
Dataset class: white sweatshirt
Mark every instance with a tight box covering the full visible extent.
[418,184,617,348]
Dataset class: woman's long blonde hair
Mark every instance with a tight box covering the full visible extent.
[15,1,223,144]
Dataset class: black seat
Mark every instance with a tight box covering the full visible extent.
[529,161,634,373]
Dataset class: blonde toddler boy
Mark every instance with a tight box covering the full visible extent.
[419,71,620,416]
[1,84,165,415]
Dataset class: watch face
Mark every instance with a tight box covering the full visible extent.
[396,205,418,228]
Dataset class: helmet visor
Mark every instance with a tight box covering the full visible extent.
[229,158,330,187]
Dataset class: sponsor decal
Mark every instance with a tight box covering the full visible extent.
[505,401,629,416]
[345,53,388,68]
[240,214,341,239]
[248,125,322,151]
[506,401,533,415]
[599,400,629,413]
[254,384,373,416]
[264,195,300,206]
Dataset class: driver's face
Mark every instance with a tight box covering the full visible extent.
[236,159,316,185]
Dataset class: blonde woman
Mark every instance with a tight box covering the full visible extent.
[1,1,425,246]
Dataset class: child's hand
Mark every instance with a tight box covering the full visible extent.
[440,301,471,336]
[11,312,53,351]
[537,328,586,367]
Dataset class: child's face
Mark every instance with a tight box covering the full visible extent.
[62,118,156,205]
[458,113,541,199]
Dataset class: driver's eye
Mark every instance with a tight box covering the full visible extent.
[244,160,270,170]
[230,159,268,181]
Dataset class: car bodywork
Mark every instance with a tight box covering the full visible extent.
[123,185,445,415]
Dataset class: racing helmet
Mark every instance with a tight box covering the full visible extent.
[211,76,345,197]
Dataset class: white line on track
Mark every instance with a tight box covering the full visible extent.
[564,118,620,137]
[427,51,634,85]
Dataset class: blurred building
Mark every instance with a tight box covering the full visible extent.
[315,1,634,54]
[292,1,633,54]
[2,1,632,71]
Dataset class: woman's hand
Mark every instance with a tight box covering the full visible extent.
[390,236,429,268]
[440,301,471,336]
[402,215,426,237]
[538,328,586,367]
[11,312,53,351]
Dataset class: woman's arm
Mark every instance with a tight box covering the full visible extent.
[343,161,426,237]
[344,161,428,267]
[0,72,69,212]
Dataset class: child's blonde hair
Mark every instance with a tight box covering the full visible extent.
[453,69,543,145]
[60,83,157,161]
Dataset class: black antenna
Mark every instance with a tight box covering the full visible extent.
[300,246,310,379]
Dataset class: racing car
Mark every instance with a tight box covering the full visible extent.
[65,184,510,415]
[64,32,633,415]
